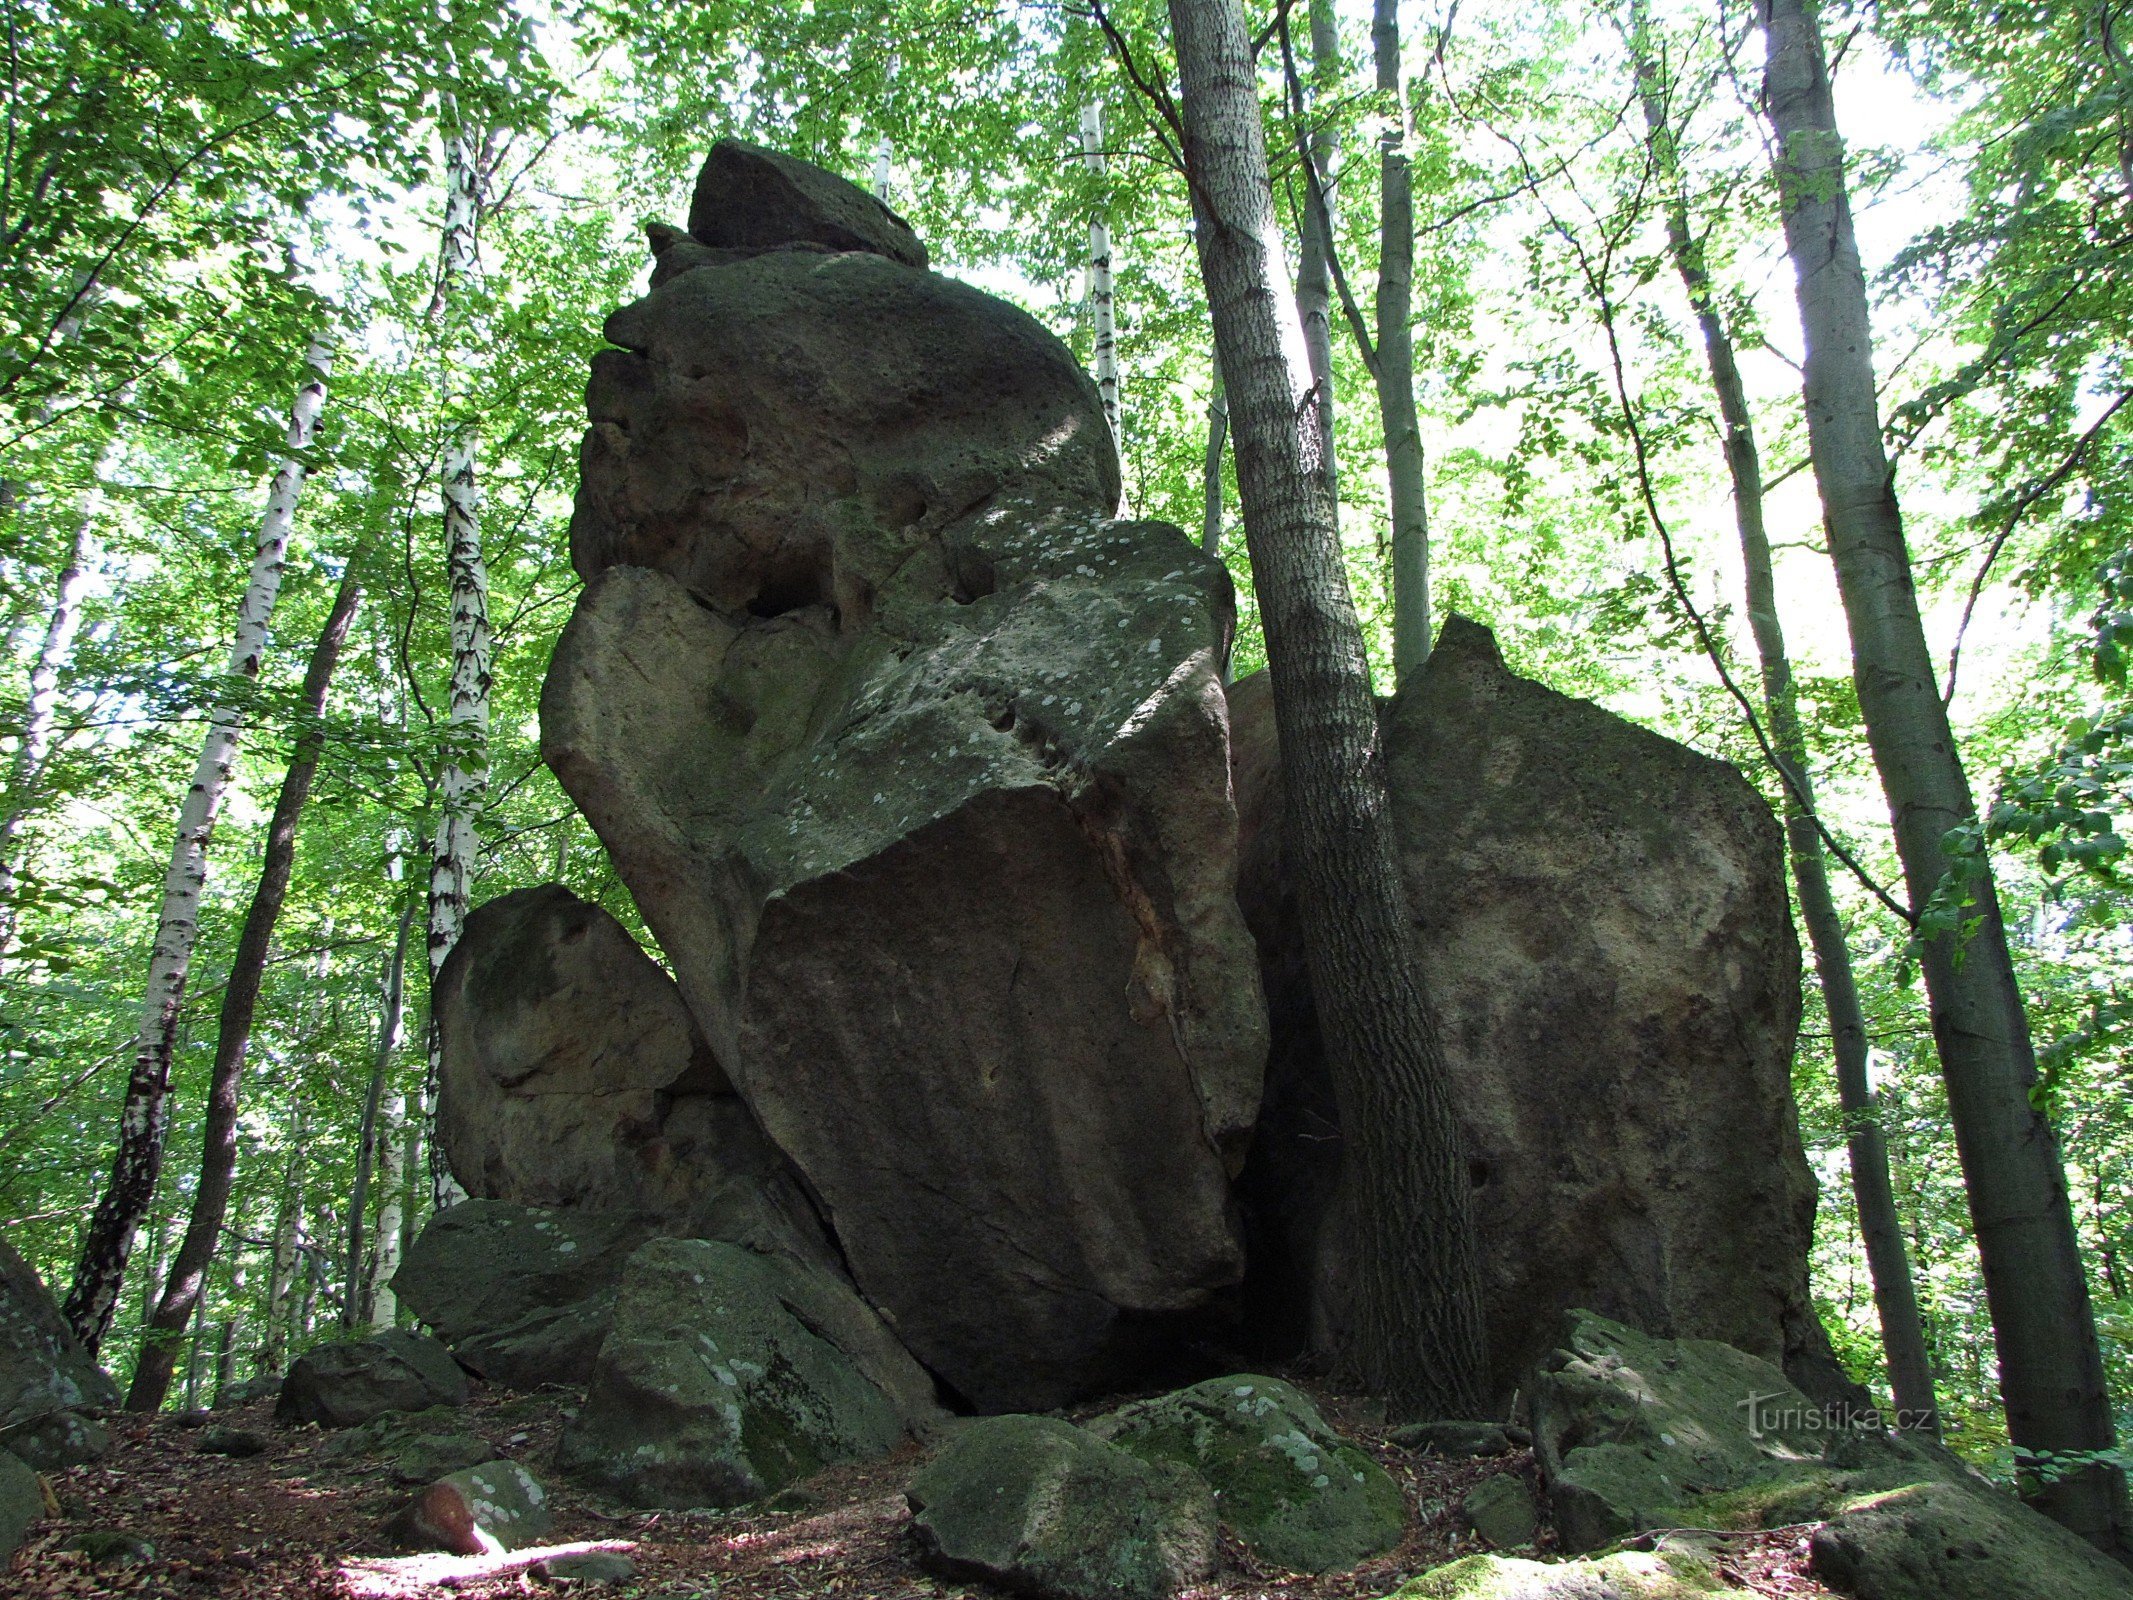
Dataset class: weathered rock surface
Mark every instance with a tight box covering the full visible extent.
[907,1414,1217,1600]
[395,1459,552,1555]
[555,1239,921,1507]
[433,888,828,1263]
[1230,618,1828,1396]
[0,1448,38,1564]
[0,1407,108,1469]
[1090,1374,1403,1575]
[276,1331,468,1429]
[394,1201,652,1388]
[1392,1546,1754,1598]
[1526,1311,1969,1557]
[0,1238,118,1431]
[545,149,1266,1411]
[1464,1473,1540,1548]
[1808,1479,2133,1600]
[689,138,928,269]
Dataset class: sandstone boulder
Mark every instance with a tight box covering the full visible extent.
[393,1201,651,1388]
[1090,1374,1403,1575]
[395,1459,552,1556]
[907,1414,1217,1600]
[1393,1547,1755,1598]
[545,154,1266,1411]
[0,1448,37,1565]
[689,137,928,268]
[433,886,828,1263]
[555,1238,922,1507]
[276,1331,467,1429]
[0,1239,117,1432]
[1808,1478,2133,1600]
[1229,617,1825,1397]
[0,1408,108,1470]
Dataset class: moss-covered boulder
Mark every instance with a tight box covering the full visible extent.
[0,1448,39,1564]
[554,1238,908,1508]
[0,1407,108,1469]
[276,1331,468,1428]
[1808,1479,2133,1600]
[0,1239,118,1434]
[907,1414,1216,1600]
[395,1459,553,1555]
[1090,1374,1403,1573]
[1389,1546,1753,1598]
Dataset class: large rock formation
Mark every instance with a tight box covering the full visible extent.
[0,1238,116,1462]
[432,885,827,1263]
[542,139,1266,1410]
[1230,618,1826,1398]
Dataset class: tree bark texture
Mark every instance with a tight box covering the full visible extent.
[1292,0,1341,515]
[1080,102,1124,466]
[1760,0,2127,1551]
[1168,0,1489,1418]
[347,898,413,1327]
[1374,0,1430,681]
[1204,351,1229,556]
[125,567,361,1411]
[63,340,331,1353]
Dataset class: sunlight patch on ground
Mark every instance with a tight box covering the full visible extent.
[338,1538,635,1595]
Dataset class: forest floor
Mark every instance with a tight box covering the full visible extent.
[0,1384,1838,1600]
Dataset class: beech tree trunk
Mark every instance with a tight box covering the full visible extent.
[124,566,362,1411]
[1625,1,1938,1433]
[262,1106,301,1376]
[425,116,492,1209]
[1080,103,1123,463]
[63,340,332,1353]
[1168,0,1488,1418]
[1760,0,2128,1551]
[1373,0,1430,680]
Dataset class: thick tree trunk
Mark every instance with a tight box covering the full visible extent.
[1080,103,1123,465]
[1292,0,1341,513]
[125,567,361,1411]
[1760,0,2128,1552]
[1168,0,1488,1418]
[1373,0,1430,681]
[63,341,332,1353]
[1625,1,1938,1433]
[425,117,491,1210]
[346,899,413,1327]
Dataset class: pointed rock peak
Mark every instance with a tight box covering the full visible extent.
[687,139,929,270]
[1432,612,1505,668]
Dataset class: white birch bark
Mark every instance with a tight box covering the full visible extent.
[424,114,491,1211]
[872,138,894,201]
[1079,104,1123,467]
[62,340,331,1350]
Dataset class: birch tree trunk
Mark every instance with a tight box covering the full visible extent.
[1760,0,2127,1552]
[347,899,413,1326]
[1374,0,1430,681]
[1168,0,1488,1418]
[1080,103,1123,465]
[1627,2,1937,1431]
[425,116,491,1210]
[366,1085,406,1328]
[871,138,893,202]
[0,446,109,962]
[63,340,332,1353]
[125,566,362,1412]
[1292,0,1341,513]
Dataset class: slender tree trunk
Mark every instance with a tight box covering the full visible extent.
[1292,0,1341,512]
[366,1086,406,1327]
[425,119,491,1210]
[1624,0,1938,1434]
[1080,103,1124,464]
[1373,0,1431,681]
[0,447,109,963]
[1760,0,2127,1551]
[182,1309,205,1410]
[262,1108,301,1375]
[347,900,413,1326]
[871,138,893,202]
[1168,0,1488,1418]
[125,567,361,1411]
[63,341,332,1353]
[1204,353,1229,556]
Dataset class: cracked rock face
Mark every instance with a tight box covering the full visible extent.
[1231,618,1823,1400]
[433,886,832,1267]
[543,149,1266,1412]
